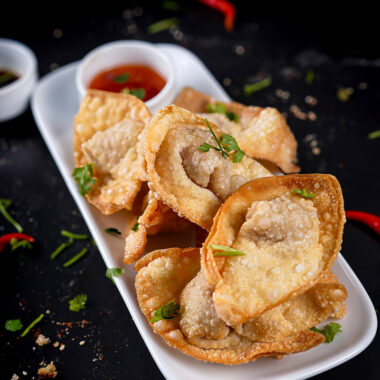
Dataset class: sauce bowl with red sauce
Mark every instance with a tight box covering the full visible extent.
[76,40,176,112]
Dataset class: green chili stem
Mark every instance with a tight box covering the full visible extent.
[20,314,44,337]
[63,248,88,267]
[61,230,88,240]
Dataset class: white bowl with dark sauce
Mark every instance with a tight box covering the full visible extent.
[0,38,38,122]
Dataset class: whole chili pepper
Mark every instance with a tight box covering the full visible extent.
[198,0,236,31]
[345,210,380,235]
[0,233,35,253]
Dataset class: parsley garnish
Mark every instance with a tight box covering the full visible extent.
[0,198,23,233]
[121,87,146,100]
[106,267,125,284]
[310,322,342,343]
[292,188,315,199]
[20,314,44,337]
[206,103,238,123]
[244,77,272,95]
[9,238,32,252]
[368,129,380,140]
[131,222,139,232]
[199,119,245,162]
[72,164,96,196]
[105,227,121,236]
[305,69,315,85]
[113,73,129,84]
[151,299,180,323]
[63,248,88,267]
[209,244,246,256]
[5,319,23,332]
[69,294,87,312]
[147,17,179,34]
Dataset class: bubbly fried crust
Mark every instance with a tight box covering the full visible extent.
[174,87,299,173]
[73,89,152,214]
[201,174,345,325]
[134,247,325,364]
[144,105,271,231]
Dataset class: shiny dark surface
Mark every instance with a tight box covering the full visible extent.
[0,1,378,379]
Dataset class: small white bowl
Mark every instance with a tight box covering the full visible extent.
[0,38,38,122]
[76,40,176,113]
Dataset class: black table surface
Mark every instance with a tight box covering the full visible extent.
[1,1,379,379]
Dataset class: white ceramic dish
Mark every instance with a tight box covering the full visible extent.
[31,43,377,380]
[0,38,38,122]
[76,40,176,113]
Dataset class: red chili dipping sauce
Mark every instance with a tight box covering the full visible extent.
[89,64,166,101]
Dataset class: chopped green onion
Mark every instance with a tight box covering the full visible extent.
[61,230,88,240]
[305,70,315,85]
[244,77,272,95]
[50,239,73,260]
[292,188,315,199]
[368,129,380,140]
[148,17,179,34]
[20,314,44,337]
[0,198,23,233]
[209,244,246,256]
[162,0,179,11]
[63,248,88,268]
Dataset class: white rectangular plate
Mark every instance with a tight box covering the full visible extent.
[31,43,377,380]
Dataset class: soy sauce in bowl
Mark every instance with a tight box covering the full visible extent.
[0,69,19,89]
[89,64,166,101]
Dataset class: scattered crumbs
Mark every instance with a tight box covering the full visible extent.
[36,334,50,347]
[11,374,20,380]
[59,343,65,351]
[290,105,316,121]
[304,134,321,155]
[223,77,231,86]
[308,111,317,121]
[305,95,318,106]
[275,89,290,100]
[32,347,36,351]
[234,45,245,55]
[53,341,59,348]
[358,82,368,90]
[79,340,85,346]
[52,29,63,39]
[312,147,321,155]
[45,310,51,315]
[22,371,27,376]
[37,362,58,379]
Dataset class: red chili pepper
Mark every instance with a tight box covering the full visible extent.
[345,210,380,235]
[198,0,236,31]
[0,233,35,252]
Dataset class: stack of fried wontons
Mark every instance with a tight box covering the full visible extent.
[74,87,347,364]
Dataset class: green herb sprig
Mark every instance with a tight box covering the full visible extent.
[151,299,180,323]
[209,244,246,256]
[199,119,245,163]
[121,87,146,100]
[206,103,238,122]
[5,319,23,332]
[69,294,87,312]
[292,188,315,199]
[310,322,342,343]
[0,198,23,232]
[106,267,125,284]
[72,164,96,196]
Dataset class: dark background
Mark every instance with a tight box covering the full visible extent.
[0,1,378,379]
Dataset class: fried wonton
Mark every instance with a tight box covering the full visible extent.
[201,174,345,325]
[135,248,325,364]
[144,105,272,231]
[73,89,151,214]
[174,87,299,173]
[124,191,193,264]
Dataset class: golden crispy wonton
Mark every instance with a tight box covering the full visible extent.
[201,174,345,325]
[73,89,151,214]
[174,87,299,173]
[144,105,272,231]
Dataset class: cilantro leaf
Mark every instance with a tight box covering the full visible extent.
[106,267,125,284]
[151,299,180,323]
[72,164,96,196]
[209,244,246,256]
[220,134,245,163]
[105,227,121,236]
[130,88,146,100]
[131,223,140,232]
[5,319,23,332]
[206,103,238,123]
[310,322,342,343]
[113,73,129,84]
[292,188,315,199]
[69,294,87,312]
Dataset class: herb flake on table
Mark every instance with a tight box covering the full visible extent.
[0,198,23,233]
[106,267,125,284]
[310,322,342,343]
[292,188,315,199]
[151,300,180,322]
[69,294,87,312]
[210,244,246,256]
[5,319,23,332]
[61,230,88,240]
[50,239,73,260]
[243,77,272,95]
[206,102,238,122]
[368,129,380,140]
[63,248,88,267]
[20,314,44,337]
[337,87,353,102]
[147,17,179,34]
[72,163,96,196]
[305,69,315,85]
